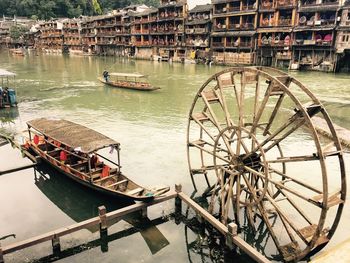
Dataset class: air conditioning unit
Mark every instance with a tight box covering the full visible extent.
[314,20,321,26]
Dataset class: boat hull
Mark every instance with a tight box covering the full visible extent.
[29,146,154,202]
[98,77,160,91]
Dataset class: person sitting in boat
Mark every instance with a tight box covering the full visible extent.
[90,154,100,169]
[102,71,110,82]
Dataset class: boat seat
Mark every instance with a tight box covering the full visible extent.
[47,149,60,156]
[94,174,117,183]
[107,179,128,189]
[71,162,88,172]
[127,187,144,196]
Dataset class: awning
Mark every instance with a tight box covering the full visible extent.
[0,69,16,77]
[27,118,119,154]
[226,30,256,37]
[293,26,335,32]
[109,72,145,78]
[211,31,256,37]
[257,27,293,33]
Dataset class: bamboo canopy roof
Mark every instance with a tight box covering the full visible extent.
[109,72,146,78]
[27,118,119,153]
[0,69,16,77]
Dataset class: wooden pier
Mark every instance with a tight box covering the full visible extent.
[0,185,271,263]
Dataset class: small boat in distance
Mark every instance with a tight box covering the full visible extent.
[10,48,25,56]
[98,72,160,91]
[0,69,18,109]
[23,118,169,201]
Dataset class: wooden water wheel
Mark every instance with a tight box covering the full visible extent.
[186,67,346,261]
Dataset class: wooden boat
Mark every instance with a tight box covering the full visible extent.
[23,118,169,201]
[98,72,160,91]
[10,49,25,56]
[0,69,17,109]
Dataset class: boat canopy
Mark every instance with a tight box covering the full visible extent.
[27,118,119,154]
[0,69,16,77]
[109,72,146,78]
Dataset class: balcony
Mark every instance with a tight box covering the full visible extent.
[195,28,208,34]
[226,41,239,47]
[141,29,150,34]
[227,6,240,13]
[131,30,141,34]
[260,18,274,27]
[186,28,195,34]
[212,42,224,47]
[228,24,241,30]
[213,24,227,31]
[241,5,256,11]
[240,41,254,48]
[259,1,273,10]
[214,8,227,15]
[278,18,292,26]
[241,23,255,29]
[300,0,339,11]
[275,0,295,8]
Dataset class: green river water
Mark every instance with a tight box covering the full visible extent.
[0,50,350,262]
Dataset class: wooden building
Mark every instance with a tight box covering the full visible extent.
[37,20,64,52]
[151,0,188,61]
[185,4,212,61]
[291,0,340,71]
[81,17,97,55]
[335,1,350,71]
[130,8,157,59]
[62,18,82,54]
[211,0,258,65]
[256,0,297,67]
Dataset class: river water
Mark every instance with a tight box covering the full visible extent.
[0,50,349,262]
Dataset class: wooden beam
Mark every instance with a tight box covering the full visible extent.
[2,191,177,255]
[178,192,271,263]
[0,163,37,176]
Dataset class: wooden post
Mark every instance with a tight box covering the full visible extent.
[98,206,108,252]
[141,207,147,218]
[175,184,182,224]
[98,206,107,231]
[0,246,4,263]
[226,222,238,249]
[51,234,60,255]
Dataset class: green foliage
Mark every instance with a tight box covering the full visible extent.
[9,25,28,40]
[92,0,102,15]
[0,0,160,18]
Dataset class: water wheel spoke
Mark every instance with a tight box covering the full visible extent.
[252,114,305,155]
[222,175,235,224]
[264,194,311,245]
[262,93,286,136]
[250,80,274,136]
[190,141,231,164]
[267,154,321,163]
[235,173,241,226]
[201,93,236,157]
[268,165,322,194]
[216,82,233,128]
[277,188,314,225]
[241,173,264,206]
[191,114,216,142]
[244,165,323,208]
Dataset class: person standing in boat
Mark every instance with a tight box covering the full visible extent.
[103,70,110,82]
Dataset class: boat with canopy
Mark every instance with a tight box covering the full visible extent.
[98,72,160,91]
[23,118,169,201]
[0,69,17,109]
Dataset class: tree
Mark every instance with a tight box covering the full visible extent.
[9,25,28,40]
[92,0,102,15]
